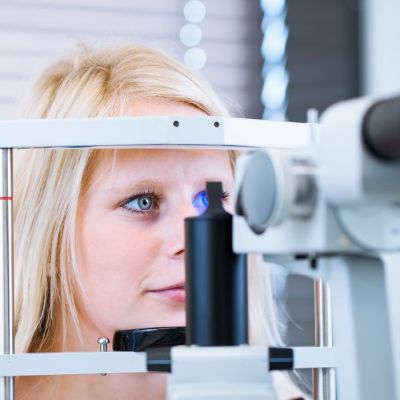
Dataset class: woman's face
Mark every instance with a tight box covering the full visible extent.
[76,99,234,341]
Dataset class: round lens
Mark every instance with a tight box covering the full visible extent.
[192,190,209,214]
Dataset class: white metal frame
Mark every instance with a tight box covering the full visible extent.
[0,116,310,149]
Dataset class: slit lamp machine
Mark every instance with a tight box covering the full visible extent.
[0,94,399,400]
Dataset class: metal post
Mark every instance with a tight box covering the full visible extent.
[313,278,335,400]
[0,149,14,400]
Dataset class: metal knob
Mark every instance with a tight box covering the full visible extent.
[97,336,110,376]
[97,336,110,352]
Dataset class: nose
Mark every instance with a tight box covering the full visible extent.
[162,198,197,259]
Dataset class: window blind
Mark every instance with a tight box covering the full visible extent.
[0,0,264,119]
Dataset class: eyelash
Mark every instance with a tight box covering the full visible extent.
[221,190,231,200]
[120,188,232,216]
[120,189,160,216]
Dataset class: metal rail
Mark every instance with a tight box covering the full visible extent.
[0,149,14,400]
[313,278,336,400]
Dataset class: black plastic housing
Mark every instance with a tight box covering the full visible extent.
[113,327,185,352]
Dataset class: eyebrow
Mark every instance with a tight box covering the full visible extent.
[107,177,233,194]
[105,179,163,194]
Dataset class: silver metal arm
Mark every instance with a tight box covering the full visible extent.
[0,352,147,376]
[0,149,14,400]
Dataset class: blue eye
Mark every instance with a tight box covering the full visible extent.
[123,194,155,213]
[192,190,209,214]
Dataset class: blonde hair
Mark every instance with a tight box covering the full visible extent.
[14,44,304,397]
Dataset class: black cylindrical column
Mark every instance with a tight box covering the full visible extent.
[185,182,248,346]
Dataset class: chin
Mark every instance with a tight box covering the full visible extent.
[130,310,185,330]
[149,310,185,328]
[149,313,186,328]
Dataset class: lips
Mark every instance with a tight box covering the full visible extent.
[148,284,186,303]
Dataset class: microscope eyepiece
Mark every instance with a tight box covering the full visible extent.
[363,96,400,162]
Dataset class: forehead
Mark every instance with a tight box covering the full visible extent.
[90,149,233,189]
[124,98,207,117]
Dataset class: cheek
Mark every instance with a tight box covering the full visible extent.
[76,214,161,330]
[86,223,158,268]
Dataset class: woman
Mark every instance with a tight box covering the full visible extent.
[14,45,304,399]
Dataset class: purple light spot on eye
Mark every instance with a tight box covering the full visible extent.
[192,190,208,214]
